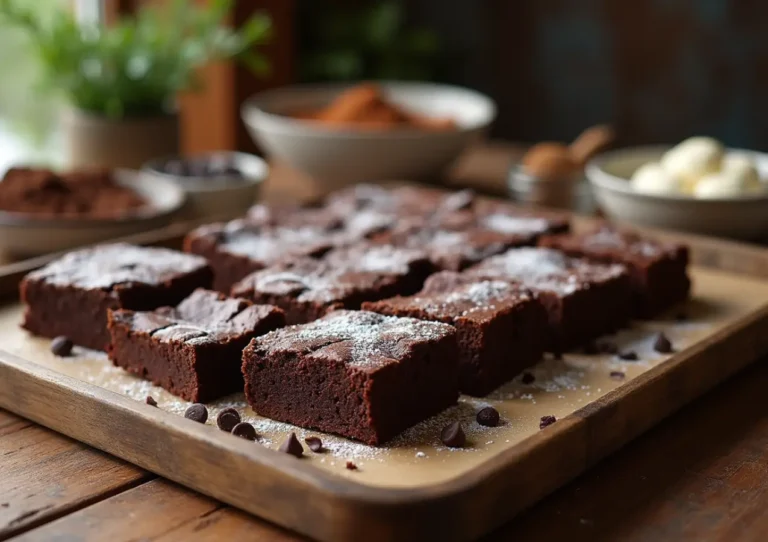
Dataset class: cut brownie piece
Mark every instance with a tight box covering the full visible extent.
[231,243,434,324]
[242,310,459,445]
[184,219,342,293]
[539,226,690,317]
[465,247,632,351]
[20,244,212,351]
[363,272,548,396]
[108,289,285,402]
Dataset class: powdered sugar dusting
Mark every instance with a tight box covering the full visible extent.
[482,214,549,235]
[584,228,665,259]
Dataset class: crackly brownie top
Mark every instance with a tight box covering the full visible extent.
[232,244,430,305]
[111,289,283,345]
[26,243,209,290]
[466,247,627,296]
[366,272,535,322]
[190,218,341,263]
[549,227,687,264]
[246,203,344,230]
[250,310,455,371]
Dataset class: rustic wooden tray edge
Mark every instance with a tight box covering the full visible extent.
[0,206,767,541]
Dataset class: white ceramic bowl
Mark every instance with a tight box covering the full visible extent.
[241,81,497,188]
[587,146,768,240]
[0,169,185,257]
[142,152,267,220]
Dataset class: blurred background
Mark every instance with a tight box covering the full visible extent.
[2,0,768,161]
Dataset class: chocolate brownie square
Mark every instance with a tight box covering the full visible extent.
[231,244,434,324]
[183,219,342,293]
[364,272,548,396]
[20,243,212,351]
[539,226,690,317]
[242,310,459,445]
[465,248,632,351]
[108,289,285,402]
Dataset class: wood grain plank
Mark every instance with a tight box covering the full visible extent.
[0,426,151,540]
[153,506,301,542]
[9,480,220,542]
[0,409,31,437]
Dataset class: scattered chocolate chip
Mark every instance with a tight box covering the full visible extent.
[582,342,599,355]
[216,408,241,432]
[145,396,158,407]
[597,341,618,354]
[653,332,674,354]
[476,407,500,427]
[675,311,688,322]
[521,372,535,384]
[231,422,257,441]
[618,351,638,361]
[609,371,625,380]
[305,436,324,453]
[279,432,304,457]
[440,421,466,448]
[345,461,358,470]
[1,503,8,508]
[184,403,208,424]
[51,336,73,357]
[539,415,557,429]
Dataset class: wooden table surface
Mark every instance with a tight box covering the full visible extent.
[2,144,768,542]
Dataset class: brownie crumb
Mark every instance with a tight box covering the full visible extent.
[51,336,73,357]
[609,371,625,381]
[440,421,466,448]
[0,503,8,508]
[521,372,535,384]
[597,341,618,354]
[216,408,241,432]
[345,461,358,471]
[618,351,639,361]
[279,432,304,457]
[582,342,599,355]
[184,404,208,424]
[476,407,500,427]
[539,415,557,429]
[145,396,158,407]
[305,436,324,453]
[231,422,257,441]
[653,332,674,354]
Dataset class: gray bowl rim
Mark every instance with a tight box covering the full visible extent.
[587,145,768,205]
[141,151,268,193]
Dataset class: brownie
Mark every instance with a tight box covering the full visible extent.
[242,310,459,445]
[108,289,285,402]
[183,219,343,293]
[231,244,434,324]
[0,167,145,219]
[363,272,548,396]
[20,244,213,351]
[246,203,344,230]
[539,226,690,317]
[465,247,632,351]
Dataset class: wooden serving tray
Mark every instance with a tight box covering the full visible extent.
[1,200,767,542]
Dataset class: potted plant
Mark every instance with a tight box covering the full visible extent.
[0,0,271,169]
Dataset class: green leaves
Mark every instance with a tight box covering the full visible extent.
[0,0,271,118]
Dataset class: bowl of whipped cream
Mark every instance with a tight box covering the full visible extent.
[586,137,768,239]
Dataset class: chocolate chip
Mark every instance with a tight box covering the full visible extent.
[539,415,557,429]
[582,342,599,355]
[653,332,674,353]
[231,422,257,441]
[216,408,241,432]
[184,404,208,424]
[305,436,324,453]
[597,341,618,354]
[609,371,625,380]
[521,372,535,384]
[0,503,8,508]
[440,421,466,448]
[279,432,304,457]
[618,351,638,361]
[345,461,358,470]
[476,407,500,427]
[51,336,73,357]
[145,396,158,407]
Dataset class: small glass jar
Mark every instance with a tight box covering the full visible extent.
[507,164,595,214]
